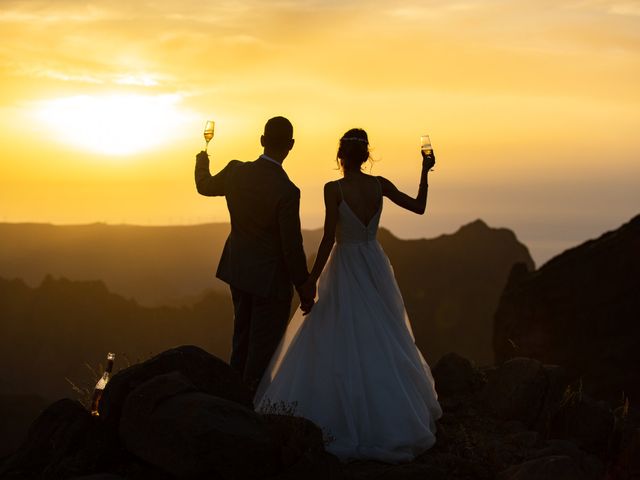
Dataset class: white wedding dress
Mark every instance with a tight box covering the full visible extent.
[254,180,443,463]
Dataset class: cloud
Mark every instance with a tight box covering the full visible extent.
[35,70,105,84]
[564,0,640,16]
[0,0,638,105]
[0,3,114,23]
[608,2,640,16]
[114,74,160,87]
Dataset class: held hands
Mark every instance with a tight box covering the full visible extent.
[421,150,436,172]
[196,150,209,162]
[297,277,317,316]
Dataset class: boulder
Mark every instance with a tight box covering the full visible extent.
[504,431,541,449]
[498,455,585,480]
[432,352,485,398]
[607,427,640,480]
[262,414,325,468]
[118,371,279,479]
[481,358,549,428]
[549,393,615,457]
[480,358,572,432]
[0,399,117,479]
[523,439,605,479]
[100,345,252,429]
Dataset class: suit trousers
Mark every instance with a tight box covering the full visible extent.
[229,285,292,392]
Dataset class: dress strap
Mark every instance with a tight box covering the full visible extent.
[337,180,344,200]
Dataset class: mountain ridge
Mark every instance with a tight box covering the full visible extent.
[0,219,533,306]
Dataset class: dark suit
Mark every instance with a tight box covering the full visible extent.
[195,154,309,388]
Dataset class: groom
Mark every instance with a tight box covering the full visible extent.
[195,116,315,392]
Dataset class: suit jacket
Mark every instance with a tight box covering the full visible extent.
[195,155,309,300]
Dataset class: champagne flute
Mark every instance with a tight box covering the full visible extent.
[203,120,215,152]
[420,134,435,172]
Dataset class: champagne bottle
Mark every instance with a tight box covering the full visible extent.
[90,352,115,416]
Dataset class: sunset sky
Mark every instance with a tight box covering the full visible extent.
[1,0,638,264]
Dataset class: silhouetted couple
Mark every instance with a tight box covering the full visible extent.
[194,116,442,463]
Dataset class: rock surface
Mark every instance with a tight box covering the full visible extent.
[0,398,118,479]
[480,357,571,432]
[607,427,640,480]
[493,214,640,404]
[1,346,634,480]
[100,344,253,430]
[432,352,485,397]
[0,347,325,480]
[549,393,615,458]
[498,455,590,480]
[118,371,278,479]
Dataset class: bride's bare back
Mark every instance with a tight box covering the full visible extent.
[336,173,382,227]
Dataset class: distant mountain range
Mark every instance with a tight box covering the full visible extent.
[0,223,242,306]
[0,276,233,402]
[0,220,533,402]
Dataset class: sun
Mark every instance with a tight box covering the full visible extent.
[35,93,194,156]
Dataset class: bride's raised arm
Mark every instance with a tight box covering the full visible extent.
[307,181,340,285]
[378,152,435,215]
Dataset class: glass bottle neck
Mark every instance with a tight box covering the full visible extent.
[105,359,114,374]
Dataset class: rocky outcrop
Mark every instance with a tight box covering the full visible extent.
[493,214,640,404]
[3,346,635,479]
[0,398,120,479]
[480,358,572,433]
[549,393,615,457]
[99,345,252,430]
[118,371,278,479]
[0,346,324,479]
[432,352,486,398]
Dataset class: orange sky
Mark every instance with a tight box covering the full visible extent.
[1,0,639,264]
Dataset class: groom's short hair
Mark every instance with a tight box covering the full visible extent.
[263,116,293,149]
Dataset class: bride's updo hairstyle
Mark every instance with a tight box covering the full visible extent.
[337,128,370,172]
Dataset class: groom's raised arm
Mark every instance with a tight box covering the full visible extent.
[278,187,309,288]
[194,151,240,197]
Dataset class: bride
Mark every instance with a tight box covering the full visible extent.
[254,128,442,463]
